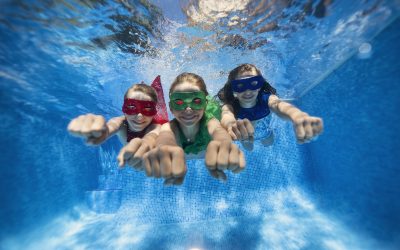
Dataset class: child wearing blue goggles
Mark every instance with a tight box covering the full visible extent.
[217,63,323,149]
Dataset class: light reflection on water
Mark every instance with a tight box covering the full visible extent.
[0,187,386,250]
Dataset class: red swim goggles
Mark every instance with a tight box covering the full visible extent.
[122,99,157,116]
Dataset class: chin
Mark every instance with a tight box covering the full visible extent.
[128,120,149,131]
[177,118,200,127]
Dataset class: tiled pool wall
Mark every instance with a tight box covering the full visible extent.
[296,18,400,243]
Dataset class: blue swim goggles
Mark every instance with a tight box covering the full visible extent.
[231,75,265,93]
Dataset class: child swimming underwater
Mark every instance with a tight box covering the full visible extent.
[68,77,168,169]
[218,63,323,147]
[130,73,246,186]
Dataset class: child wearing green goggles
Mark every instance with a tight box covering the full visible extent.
[140,72,246,186]
[169,91,208,111]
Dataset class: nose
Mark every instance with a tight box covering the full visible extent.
[136,113,144,119]
[184,106,193,112]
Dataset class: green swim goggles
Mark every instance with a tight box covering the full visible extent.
[169,91,207,111]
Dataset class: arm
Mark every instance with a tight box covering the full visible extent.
[268,95,306,121]
[117,123,161,168]
[105,116,126,138]
[68,114,125,145]
[205,118,246,180]
[208,117,232,142]
[140,123,161,148]
[141,122,187,186]
[155,122,179,147]
[268,95,323,143]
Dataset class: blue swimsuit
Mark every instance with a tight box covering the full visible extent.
[236,92,273,140]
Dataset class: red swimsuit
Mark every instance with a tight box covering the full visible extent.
[125,121,153,142]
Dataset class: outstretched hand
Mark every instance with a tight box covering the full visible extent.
[292,113,323,144]
[67,114,109,145]
[117,138,154,170]
[205,140,246,181]
[142,145,187,186]
[225,118,254,141]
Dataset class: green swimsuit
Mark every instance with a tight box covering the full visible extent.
[176,96,221,155]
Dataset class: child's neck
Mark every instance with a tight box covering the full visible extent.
[180,122,200,143]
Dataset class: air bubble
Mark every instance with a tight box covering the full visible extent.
[358,42,372,59]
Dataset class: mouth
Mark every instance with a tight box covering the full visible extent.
[242,95,255,100]
[129,119,145,125]
[180,114,198,121]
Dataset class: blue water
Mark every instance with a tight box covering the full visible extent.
[1,1,399,249]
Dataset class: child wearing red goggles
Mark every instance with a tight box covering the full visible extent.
[68,76,169,170]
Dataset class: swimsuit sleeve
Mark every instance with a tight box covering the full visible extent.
[203,95,222,123]
[260,92,270,104]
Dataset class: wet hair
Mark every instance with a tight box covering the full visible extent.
[170,72,209,95]
[124,83,158,102]
[217,63,277,116]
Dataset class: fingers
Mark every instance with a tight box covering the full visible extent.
[67,114,107,139]
[149,152,161,178]
[294,117,306,144]
[243,119,255,139]
[304,120,313,141]
[237,120,249,140]
[143,151,153,177]
[227,143,239,171]
[143,146,187,186]
[233,150,246,173]
[160,147,172,178]
[205,141,219,170]
[295,116,324,143]
[81,115,95,135]
[229,143,245,174]
[230,123,241,140]
[67,115,86,137]
[130,141,150,170]
[312,117,324,136]
[171,147,186,178]
[227,126,238,140]
[117,138,142,167]
[90,115,107,138]
[216,141,230,171]
[206,141,246,180]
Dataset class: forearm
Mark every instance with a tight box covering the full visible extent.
[106,116,125,137]
[221,112,237,128]
[141,132,158,148]
[212,126,232,142]
[220,105,236,128]
[156,123,178,146]
[269,96,307,122]
[208,118,232,142]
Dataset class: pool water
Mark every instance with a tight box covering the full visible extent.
[0,1,399,249]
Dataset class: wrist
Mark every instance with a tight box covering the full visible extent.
[157,131,178,146]
[290,111,308,122]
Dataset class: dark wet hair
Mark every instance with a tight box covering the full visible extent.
[170,72,209,95]
[124,83,158,102]
[217,63,277,117]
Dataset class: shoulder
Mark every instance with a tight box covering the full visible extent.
[259,91,272,102]
[145,123,161,135]
[222,104,234,112]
